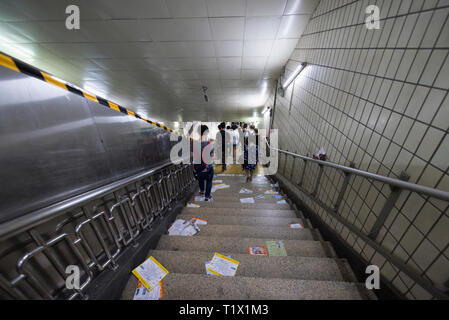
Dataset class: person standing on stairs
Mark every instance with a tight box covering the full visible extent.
[231,123,239,165]
[215,122,231,173]
[242,133,258,182]
[254,128,259,149]
[192,124,214,201]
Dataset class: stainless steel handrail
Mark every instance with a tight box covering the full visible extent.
[267,139,449,300]
[266,140,449,201]
[0,158,189,241]
[0,159,195,300]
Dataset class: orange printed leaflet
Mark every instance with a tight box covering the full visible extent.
[248,246,267,256]
[133,281,163,300]
[192,217,208,225]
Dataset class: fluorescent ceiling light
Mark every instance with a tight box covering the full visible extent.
[261,106,270,115]
[282,62,307,89]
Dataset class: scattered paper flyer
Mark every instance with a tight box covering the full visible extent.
[266,241,287,256]
[168,219,198,236]
[211,183,230,193]
[168,219,187,235]
[194,196,206,202]
[248,246,267,256]
[213,183,230,190]
[271,183,279,187]
[133,281,163,300]
[132,256,169,292]
[289,223,304,229]
[265,189,279,195]
[205,255,233,275]
[186,203,200,208]
[191,217,208,225]
[213,180,223,183]
[205,260,214,275]
[239,188,253,194]
[277,200,288,204]
[271,195,284,199]
[206,253,239,276]
[240,197,255,204]
[255,194,265,199]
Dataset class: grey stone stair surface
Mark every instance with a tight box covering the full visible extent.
[205,195,288,203]
[191,201,291,210]
[176,214,303,227]
[146,250,348,281]
[156,235,330,257]
[211,186,278,193]
[121,273,373,300]
[188,224,315,240]
[120,173,376,300]
[181,207,298,218]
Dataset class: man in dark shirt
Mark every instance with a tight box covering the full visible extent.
[216,122,231,172]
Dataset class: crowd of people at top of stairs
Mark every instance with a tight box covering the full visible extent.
[192,122,260,201]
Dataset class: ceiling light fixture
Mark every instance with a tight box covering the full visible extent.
[261,106,271,115]
[282,62,307,89]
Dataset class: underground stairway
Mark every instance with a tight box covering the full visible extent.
[1,0,448,302]
[121,168,376,300]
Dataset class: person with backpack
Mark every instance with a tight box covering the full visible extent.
[192,125,214,201]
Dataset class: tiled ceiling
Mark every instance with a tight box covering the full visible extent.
[0,0,318,122]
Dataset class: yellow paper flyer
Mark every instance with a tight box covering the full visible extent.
[132,256,169,292]
[206,253,239,276]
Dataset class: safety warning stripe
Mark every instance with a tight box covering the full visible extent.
[0,51,191,140]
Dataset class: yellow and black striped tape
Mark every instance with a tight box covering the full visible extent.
[0,52,191,141]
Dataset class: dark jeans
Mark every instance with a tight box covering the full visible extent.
[221,154,226,171]
[196,168,214,198]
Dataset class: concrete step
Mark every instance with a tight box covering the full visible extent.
[205,195,288,203]
[121,273,374,300]
[172,224,315,240]
[181,207,298,218]
[211,182,277,189]
[176,214,303,227]
[190,201,291,210]
[211,183,277,190]
[146,250,348,282]
[156,235,330,257]
[212,176,274,184]
[214,175,271,182]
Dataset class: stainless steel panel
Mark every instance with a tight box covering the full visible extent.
[0,66,175,223]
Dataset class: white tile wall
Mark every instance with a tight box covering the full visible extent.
[270,0,449,300]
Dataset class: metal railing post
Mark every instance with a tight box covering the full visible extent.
[290,153,296,180]
[311,164,324,197]
[367,171,410,240]
[299,159,307,186]
[333,161,355,212]
[283,150,289,175]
